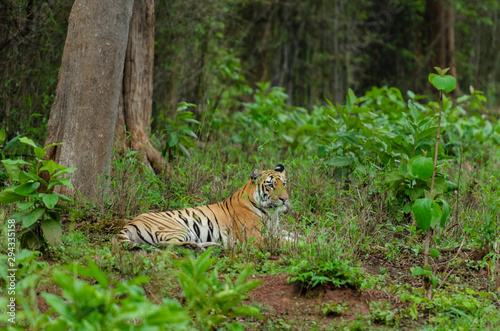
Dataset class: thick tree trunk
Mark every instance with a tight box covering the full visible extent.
[44,0,134,202]
[115,0,166,173]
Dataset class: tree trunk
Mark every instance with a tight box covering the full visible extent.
[115,0,166,173]
[44,0,134,202]
[424,0,459,92]
[446,4,460,95]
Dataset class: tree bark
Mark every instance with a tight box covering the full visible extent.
[44,0,134,202]
[115,0,166,173]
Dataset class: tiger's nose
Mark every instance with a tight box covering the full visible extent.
[280,197,288,202]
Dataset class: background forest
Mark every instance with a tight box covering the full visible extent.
[1,0,500,330]
[1,0,500,141]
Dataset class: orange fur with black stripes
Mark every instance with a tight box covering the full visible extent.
[118,164,291,249]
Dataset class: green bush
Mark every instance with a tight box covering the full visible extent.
[0,137,75,250]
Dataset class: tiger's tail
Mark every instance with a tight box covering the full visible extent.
[118,227,134,245]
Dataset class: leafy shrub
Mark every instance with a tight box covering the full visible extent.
[370,301,398,325]
[160,102,200,161]
[0,137,75,250]
[288,257,364,290]
[41,261,189,330]
[176,248,263,330]
[322,301,349,317]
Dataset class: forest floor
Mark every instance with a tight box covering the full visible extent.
[2,147,500,330]
[27,218,497,330]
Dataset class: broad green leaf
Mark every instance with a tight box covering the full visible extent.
[410,156,434,180]
[429,177,447,197]
[430,202,442,228]
[324,157,354,167]
[10,212,28,224]
[235,266,252,287]
[21,207,46,229]
[428,73,438,85]
[411,267,424,277]
[14,182,40,196]
[2,134,21,152]
[437,198,451,227]
[88,261,109,289]
[178,143,190,157]
[0,187,24,204]
[184,118,200,125]
[434,67,450,75]
[1,159,29,181]
[19,137,37,148]
[41,193,59,209]
[412,198,432,231]
[20,170,48,187]
[430,248,440,258]
[48,178,74,190]
[41,218,62,246]
[346,88,356,112]
[424,264,432,278]
[17,201,34,211]
[39,159,65,176]
[408,100,419,121]
[41,293,72,319]
[52,167,77,178]
[232,305,264,319]
[431,75,456,93]
[43,142,62,151]
[181,129,198,139]
[34,147,46,159]
[54,192,73,202]
[168,133,179,147]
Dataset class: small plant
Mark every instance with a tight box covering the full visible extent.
[40,260,189,330]
[0,127,22,187]
[288,257,364,291]
[412,67,456,299]
[162,102,200,161]
[322,301,349,317]
[0,137,76,250]
[176,248,264,330]
[370,301,398,325]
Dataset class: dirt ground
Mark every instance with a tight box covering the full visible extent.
[247,273,383,328]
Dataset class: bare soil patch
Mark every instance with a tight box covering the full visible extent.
[247,273,374,327]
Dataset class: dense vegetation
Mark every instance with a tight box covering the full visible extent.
[1,0,500,330]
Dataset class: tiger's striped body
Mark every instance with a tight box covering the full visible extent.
[118,165,290,249]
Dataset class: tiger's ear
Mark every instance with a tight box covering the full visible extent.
[275,164,285,176]
[251,169,262,183]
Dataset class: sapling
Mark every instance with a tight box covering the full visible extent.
[411,67,456,299]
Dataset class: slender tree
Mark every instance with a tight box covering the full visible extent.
[115,0,166,173]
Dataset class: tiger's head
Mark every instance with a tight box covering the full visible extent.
[250,164,291,213]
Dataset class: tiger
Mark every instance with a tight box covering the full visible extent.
[118,164,291,250]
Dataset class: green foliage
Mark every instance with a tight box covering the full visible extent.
[0,137,75,250]
[40,261,188,330]
[288,257,364,290]
[428,67,457,93]
[161,102,200,161]
[370,301,398,325]
[175,248,263,330]
[321,301,349,317]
